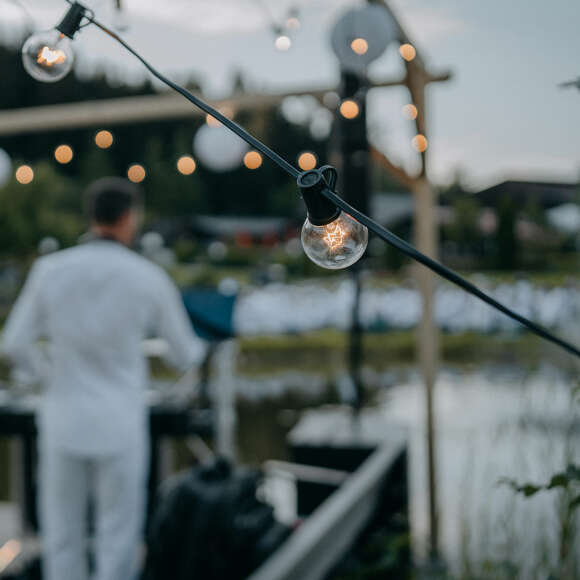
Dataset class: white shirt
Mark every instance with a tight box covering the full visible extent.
[1,240,206,455]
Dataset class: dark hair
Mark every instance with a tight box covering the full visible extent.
[84,177,142,225]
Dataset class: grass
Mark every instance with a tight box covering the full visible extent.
[237,330,544,375]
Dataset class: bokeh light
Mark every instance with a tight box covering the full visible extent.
[412,134,428,152]
[127,164,146,183]
[95,130,114,149]
[339,99,360,119]
[298,152,317,171]
[399,43,416,61]
[275,35,292,51]
[15,165,34,184]
[177,156,196,175]
[350,38,369,55]
[54,144,73,164]
[206,106,234,127]
[244,151,263,170]
[286,16,300,30]
[402,104,418,120]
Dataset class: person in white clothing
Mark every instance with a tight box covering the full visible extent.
[2,177,206,580]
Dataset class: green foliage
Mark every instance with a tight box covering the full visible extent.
[0,162,82,257]
[500,464,580,503]
[494,196,519,270]
[445,197,481,247]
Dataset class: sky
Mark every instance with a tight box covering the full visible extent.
[2,0,580,189]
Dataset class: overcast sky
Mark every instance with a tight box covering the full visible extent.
[2,0,580,189]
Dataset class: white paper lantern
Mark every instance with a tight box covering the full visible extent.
[193,125,248,172]
[331,5,397,73]
[0,149,12,188]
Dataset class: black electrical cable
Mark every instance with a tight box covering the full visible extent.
[89,18,301,180]
[322,187,580,359]
[86,13,580,360]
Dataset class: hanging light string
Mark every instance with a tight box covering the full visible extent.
[322,188,580,359]
[88,17,300,180]
[80,12,580,360]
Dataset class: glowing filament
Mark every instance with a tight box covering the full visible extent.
[37,46,66,66]
[324,222,346,250]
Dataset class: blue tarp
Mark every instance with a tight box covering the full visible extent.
[182,289,237,341]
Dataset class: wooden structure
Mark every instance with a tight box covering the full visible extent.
[0,75,448,137]
[250,410,408,580]
[368,0,447,559]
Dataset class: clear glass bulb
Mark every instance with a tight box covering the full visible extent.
[22,30,74,83]
[301,211,368,269]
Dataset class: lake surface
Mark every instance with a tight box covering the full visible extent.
[1,348,579,578]
[232,356,580,578]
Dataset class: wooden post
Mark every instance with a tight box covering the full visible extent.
[412,176,440,561]
[405,48,442,562]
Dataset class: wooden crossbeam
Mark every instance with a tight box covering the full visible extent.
[0,72,450,136]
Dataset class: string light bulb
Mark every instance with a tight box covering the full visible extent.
[22,31,74,82]
[339,99,360,119]
[399,43,416,62]
[412,134,428,152]
[298,168,368,269]
[127,164,146,183]
[54,144,73,164]
[286,16,300,30]
[286,7,300,29]
[177,156,196,175]
[21,3,86,83]
[298,152,317,171]
[95,130,113,149]
[350,38,369,56]
[243,151,263,170]
[15,165,34,185]
[274,27,292,51]
[402,103,418,120]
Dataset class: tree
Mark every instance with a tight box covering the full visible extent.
[0,163,82,257]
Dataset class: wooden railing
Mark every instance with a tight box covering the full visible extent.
[248,432,407,580]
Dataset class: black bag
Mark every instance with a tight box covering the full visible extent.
[143,457,290,580]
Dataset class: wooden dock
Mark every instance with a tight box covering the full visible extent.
[250,407,409,580]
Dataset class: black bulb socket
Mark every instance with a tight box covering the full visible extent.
[298,166,341,226]
[56,3,87,39]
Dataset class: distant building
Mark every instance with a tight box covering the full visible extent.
[150,214,296,247]
[474,180,578,209]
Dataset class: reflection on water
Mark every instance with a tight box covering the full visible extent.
[234,360,580,577]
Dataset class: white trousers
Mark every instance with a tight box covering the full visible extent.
[39,442,148,580]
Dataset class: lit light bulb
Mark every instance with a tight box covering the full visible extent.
[302,212,368,270]
[54,144,73,164]
[243,151,262,170]
[298,167,368,270]
[402,103,418,120]
[95,130,114,149]
[412,134,428,152]
[22,30,74,82]
[275,34,292,51]
[350,37,369,55]
[298,152,317,171]
[177,156,196,175]
[127,164,146,183]
[21,2,86,83]
[286,16,300,30]
[399,43,416,62]
[339,99,360,119]
[286,7,300,30]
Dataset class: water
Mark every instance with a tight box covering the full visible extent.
[232,358,580,578]
[1,351,578,577]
